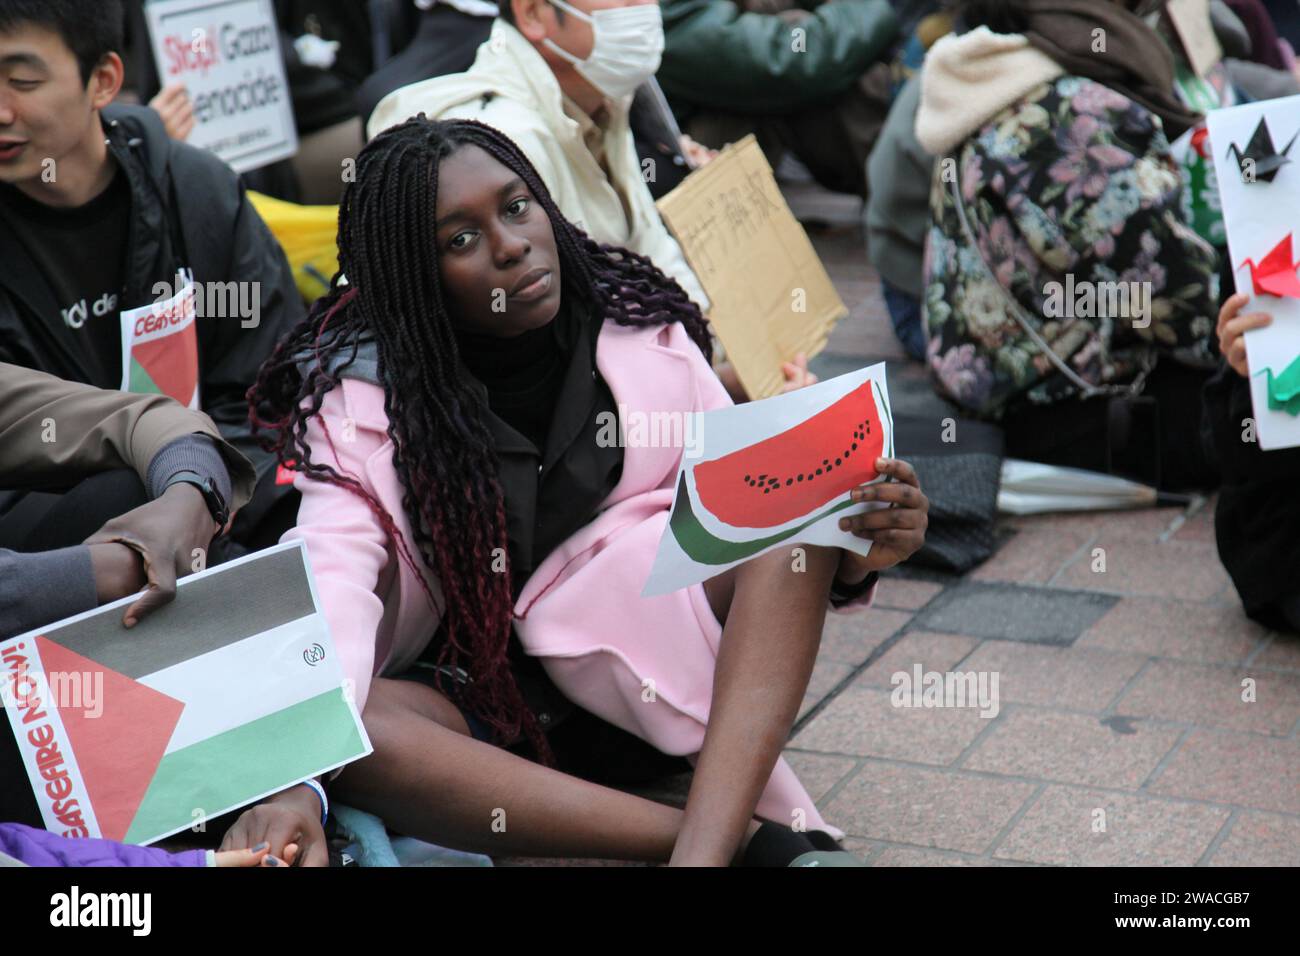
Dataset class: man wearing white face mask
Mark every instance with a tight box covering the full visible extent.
[368,0,710,312]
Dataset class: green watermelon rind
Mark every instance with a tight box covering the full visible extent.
[874,380,894,459]
[670,472,859,565]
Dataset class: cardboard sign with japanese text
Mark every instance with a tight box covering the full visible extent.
[657,135,847,400]
[1166,0,1223,77]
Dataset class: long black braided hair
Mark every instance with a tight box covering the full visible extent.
[250,116,712,755]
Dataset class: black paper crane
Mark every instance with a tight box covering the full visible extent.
[1227,117,1300,183]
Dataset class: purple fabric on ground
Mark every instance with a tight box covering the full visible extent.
[0,823,207,867]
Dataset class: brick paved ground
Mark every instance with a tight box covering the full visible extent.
[497,180,1300,867]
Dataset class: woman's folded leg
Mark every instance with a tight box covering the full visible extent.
[669,543,840,866]
[332,677,711,862]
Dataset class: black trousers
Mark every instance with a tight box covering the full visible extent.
[1002,360,1220,494]
[0,469,148,553]
[0,469,299,564]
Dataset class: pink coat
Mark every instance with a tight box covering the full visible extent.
[284,318,875,838]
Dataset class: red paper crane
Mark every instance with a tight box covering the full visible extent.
[1239,234,1300,299]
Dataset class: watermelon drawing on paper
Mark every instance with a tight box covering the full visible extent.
[692,378,886,530]
[644,364,894,596]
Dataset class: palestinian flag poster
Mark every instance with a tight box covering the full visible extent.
[0,541,370,845]
[118,271,201,409]
[643,362,894,596]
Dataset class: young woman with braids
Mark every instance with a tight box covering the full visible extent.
[219,117,929,867]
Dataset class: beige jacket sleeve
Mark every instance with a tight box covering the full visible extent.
[0,363,256,509]
[634,205,710,313]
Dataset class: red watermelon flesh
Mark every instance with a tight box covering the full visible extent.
[693,380,884,529]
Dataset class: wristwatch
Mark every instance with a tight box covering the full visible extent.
[163,470,230,529]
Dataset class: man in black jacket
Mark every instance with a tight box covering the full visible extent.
[0,0,304,561]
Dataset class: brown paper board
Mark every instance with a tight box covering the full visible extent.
[656,135,847,400]
[1167,0,1223,77]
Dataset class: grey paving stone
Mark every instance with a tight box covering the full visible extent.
[872,846,1027,867]
[792,685,990,763]
[1207,812,1300,866]
[822,760,1037,853]
[992,785,1229,866]
[964,710,1185,789]
[1147,730,1300,815]
[873,577,946,611]
[910,581,1119,645]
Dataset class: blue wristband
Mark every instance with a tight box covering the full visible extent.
[300,779,328,827]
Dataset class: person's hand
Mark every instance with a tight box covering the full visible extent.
[83,482,220,628]
[220,785,328,867]
[780,353,819,393]
[678,134,718,168]
[716,353,818,402]
[835,458,929,577]
[148,83,195,141]
[1217,292,1272,379]
[214,843,289,867]
[87,542,146,605]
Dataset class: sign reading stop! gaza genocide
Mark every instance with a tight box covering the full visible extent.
[144,0,298,174]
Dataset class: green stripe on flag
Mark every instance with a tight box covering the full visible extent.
[124,688,365,844]
[128,357,162,395]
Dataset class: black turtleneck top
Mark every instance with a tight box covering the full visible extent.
[454,297,623,592]
[455,296,579,453]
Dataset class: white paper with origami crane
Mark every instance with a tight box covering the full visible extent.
[1207,95,1300,450]
[0,540,370,846]
[643,363,894,596]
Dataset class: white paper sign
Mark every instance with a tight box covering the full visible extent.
[144,0,298,173]
[1206,95,1300,450]
[643,363,894,597]
[1,541,370,846]
[119,270,200,409]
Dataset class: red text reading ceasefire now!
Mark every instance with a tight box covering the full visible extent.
[134,291,195,338]
[2,642,90,837]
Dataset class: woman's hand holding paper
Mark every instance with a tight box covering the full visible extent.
[834,457,928,580]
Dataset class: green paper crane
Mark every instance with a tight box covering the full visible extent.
[1257,352,1300,415]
